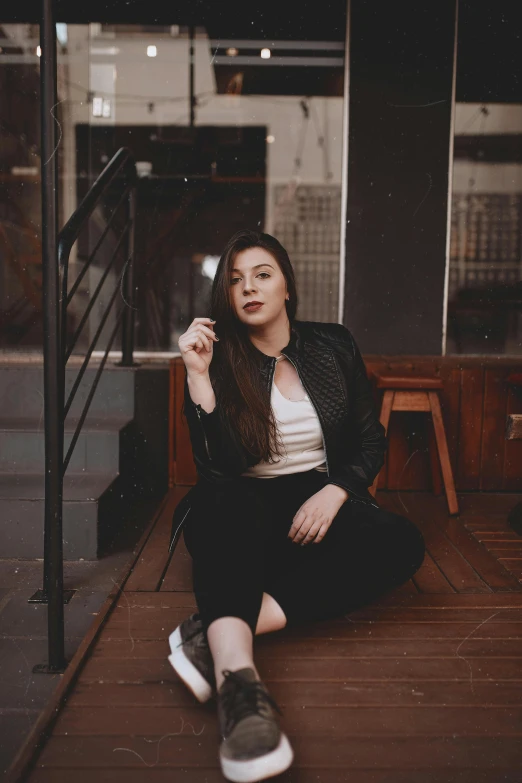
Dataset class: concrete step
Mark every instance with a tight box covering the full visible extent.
[0,365,135,420]
[0,472,124,559]
[0,417,132,474]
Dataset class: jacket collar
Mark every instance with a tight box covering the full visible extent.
[252,320,304,377]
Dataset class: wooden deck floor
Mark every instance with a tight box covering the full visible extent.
[21,489,522,782]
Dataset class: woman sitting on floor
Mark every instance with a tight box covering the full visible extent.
[168,228,426,783]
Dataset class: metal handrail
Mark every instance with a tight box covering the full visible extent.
[36,123,139,671]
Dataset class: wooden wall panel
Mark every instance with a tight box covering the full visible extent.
[169,357,522,493]
[457,369,484,490]
[481,369,509,490]
[504,385,522,491]
[172,362,197,486]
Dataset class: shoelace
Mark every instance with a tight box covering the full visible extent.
[220,669,283,734]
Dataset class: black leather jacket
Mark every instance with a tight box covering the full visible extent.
[169,320,386,553]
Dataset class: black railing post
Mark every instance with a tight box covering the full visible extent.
[120,186,137,366]
[38,0,66,672]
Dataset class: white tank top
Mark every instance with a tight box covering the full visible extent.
[241,378,328,478]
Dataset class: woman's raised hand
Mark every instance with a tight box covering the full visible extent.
[178,317,219,376]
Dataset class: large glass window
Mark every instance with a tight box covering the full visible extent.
[447,6,522,355]
[0,20,346,353]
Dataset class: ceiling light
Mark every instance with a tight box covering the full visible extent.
[260,48,271,59]
[147,45,157,58]
[266,135,275,144]
[226,47,239,56]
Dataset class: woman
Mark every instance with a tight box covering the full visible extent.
[168,229,426,783]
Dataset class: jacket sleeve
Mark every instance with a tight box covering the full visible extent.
[326,327,387,502]
[183,373,248,482]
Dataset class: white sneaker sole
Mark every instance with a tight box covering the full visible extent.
[220,732,294,783]
[167,625,213,703]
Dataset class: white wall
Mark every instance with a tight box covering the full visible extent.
[453,102,522,194]
[65,28,344,190]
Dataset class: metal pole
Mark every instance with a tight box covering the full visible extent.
[189,25,196,127]
[39,0,66,672]
[120,187,137,366]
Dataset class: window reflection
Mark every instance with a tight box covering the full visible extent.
[0,21,346,352]
[447,102,522,355]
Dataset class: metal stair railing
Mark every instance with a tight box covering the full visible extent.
[31,140,138,673]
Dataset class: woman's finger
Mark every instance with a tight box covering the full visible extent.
[293,517,315,543]
[187,331,211,352]
[288,509,306,540]
[301,521,323,545]
[192,324,218,341]
[313,523,330,543]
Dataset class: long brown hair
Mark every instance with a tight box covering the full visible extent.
[207,229,298,463]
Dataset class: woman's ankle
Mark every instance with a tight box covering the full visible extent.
[214,658,259,690]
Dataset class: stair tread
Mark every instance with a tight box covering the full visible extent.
[0,415,132,432]
[0,472,118,500]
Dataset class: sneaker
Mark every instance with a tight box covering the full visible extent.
[168,613,216,702]
[217,667,294,783]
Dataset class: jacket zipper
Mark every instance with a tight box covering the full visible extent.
[195,405,211,461]
[280,354,330,477]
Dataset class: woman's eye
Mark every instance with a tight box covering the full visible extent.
[230,273,270,284]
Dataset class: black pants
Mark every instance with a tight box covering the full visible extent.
[183,469,426,637]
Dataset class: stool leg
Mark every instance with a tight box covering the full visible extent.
[428,391,459,515]
[370,390,394,497]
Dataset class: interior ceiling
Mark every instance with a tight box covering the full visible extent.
[2,0,521,102]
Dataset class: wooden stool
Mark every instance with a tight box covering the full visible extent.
[369,375,459,515]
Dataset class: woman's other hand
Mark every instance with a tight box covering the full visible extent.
[288,484,349,544]
[178,317,219,375]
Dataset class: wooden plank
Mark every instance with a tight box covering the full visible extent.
[35,734,522,769]
[174,361,197,485]
[78,636,522,682]
[100,600,522,640]
[160,530,193,592]
[431,513,522,592]
[392,391,431,411]
[124,487,189,592]
[27,768,522,783]
[67,680,522,708]
[480,369,508,489]
[504,386,522,492]
[79,636,522,688]
[458,368,484,490]
[96,617,522,643]
[411,550,455,594]
[382,493,491,592]
[53,704,522,737]
[79,654,522,682]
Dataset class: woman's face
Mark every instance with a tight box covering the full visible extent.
[229,246,288,326]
